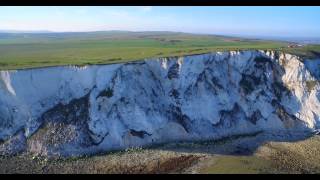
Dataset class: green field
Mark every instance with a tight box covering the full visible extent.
[283,44,320,59]
[0,31,319,70]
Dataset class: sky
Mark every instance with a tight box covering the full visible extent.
[0,6,320,38]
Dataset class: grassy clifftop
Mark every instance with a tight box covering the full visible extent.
[0,31,319,70]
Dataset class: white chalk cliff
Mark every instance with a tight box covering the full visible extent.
[0,50,319,156]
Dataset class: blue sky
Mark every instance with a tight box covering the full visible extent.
[0,6,319,37]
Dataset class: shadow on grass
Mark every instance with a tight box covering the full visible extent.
[85,129,315,160]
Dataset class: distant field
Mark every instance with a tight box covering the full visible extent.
[0,31,319,70]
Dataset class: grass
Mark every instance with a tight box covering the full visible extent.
[1,134,320,174]
[200,155,276,174]
[198,135,320,174]
[283,45,320,59]
[0,31,319,70]
[0,31,292,70]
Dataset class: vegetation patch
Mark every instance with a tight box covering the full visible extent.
[3,132,320,174]
[306,80,318,93]
[200,156,276,174]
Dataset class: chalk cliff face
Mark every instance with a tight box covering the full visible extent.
[0,50,319,156]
